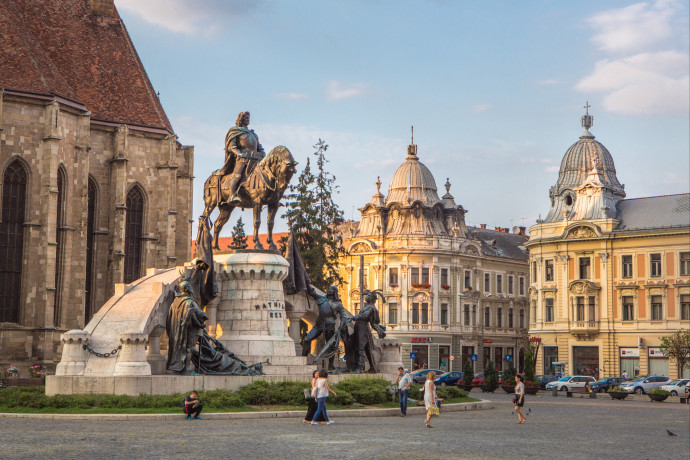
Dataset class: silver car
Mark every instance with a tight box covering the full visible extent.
[659,379,690,396]
[545,375,596,391]
[619,375,671,394]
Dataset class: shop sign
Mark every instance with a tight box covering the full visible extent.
[619,347,640,358]
[529,337,541,342]
[648,347,665,357]
[411,337,433,343]
[483,339,492,344]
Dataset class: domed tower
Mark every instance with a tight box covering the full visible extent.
[383,131,451,236]
[544,105,626,223]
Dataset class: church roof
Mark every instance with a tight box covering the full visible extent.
[615,194,690,232]
[0,0,173,132]
[386,141,441,207]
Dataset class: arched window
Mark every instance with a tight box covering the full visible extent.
[0,161,27,323]
[54,167,67,326]
[124,186,144,283]
[85,177,97,323]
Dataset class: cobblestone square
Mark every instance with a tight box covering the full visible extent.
[0,393,688,459]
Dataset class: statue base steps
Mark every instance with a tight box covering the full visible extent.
[45,372,396,396]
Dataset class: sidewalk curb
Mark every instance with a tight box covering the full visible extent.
[0,400,492,421]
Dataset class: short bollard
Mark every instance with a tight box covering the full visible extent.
[552,387,558,397]
[590,391,597,399]
[566,391,573,398]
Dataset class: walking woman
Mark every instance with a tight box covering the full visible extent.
[311,369,337,425]
[424,371,442,428]
[303,370,323,424]
[514,375,526,424]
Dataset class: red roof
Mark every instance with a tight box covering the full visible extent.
[191,233,290,258]
[0,0,172,131]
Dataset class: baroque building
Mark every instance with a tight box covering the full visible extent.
[0,0,193,362]
[526,108,690,379]
[337,136,529,373]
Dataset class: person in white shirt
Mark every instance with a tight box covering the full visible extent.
[514,375,526,424]
[424,371,442,428]
[395,367,412,416]
[311,369,338,425]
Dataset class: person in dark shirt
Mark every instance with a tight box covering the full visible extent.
[184,391,203,420]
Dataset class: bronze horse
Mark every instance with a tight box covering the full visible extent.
[201,146,297,251]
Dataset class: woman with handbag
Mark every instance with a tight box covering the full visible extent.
[424,371,442,428]
[311,369,337,425]
[303,370,325,424]
[514,375,526,424]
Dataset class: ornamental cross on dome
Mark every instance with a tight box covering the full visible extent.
[581,101,593,132]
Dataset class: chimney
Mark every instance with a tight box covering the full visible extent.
[494,227,501,232]
[519,226,527,236]
[480,224,486,229]
[90,0,115,16]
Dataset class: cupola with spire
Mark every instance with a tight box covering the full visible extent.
[544,103,626,223]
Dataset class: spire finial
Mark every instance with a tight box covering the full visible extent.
[580,102,594,138]
[407,125,418,157]
[445,178,451,193]
[375,176,382,193]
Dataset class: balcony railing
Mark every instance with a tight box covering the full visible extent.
[571,320,599,329]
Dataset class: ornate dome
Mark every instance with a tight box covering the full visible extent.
[386,143,441,207]
[544,106,626,223]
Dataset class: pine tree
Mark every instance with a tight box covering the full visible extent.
[282,139,344,290]
[230,216,248,249]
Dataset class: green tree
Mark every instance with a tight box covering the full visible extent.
[484,360,499,386]
[503,362,517,386]
[282,139,344,290]
[524,347,536,384]
[659,329,690,377]
[229,216,248,249]
[463,359,474,386]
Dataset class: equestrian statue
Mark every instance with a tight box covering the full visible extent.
[201,111,298,251]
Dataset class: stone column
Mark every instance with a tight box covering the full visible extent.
[376,337,404,375]
[146,325,166,375]
[214,251,297,361]
[113,332,150,376]
[205,296,220,338]
[286,311,303,355]
[55,330,90,376]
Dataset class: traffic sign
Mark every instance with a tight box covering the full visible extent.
[470,354,478,361]
[409,352,417,359]
[449,355,455,361]
[505,354,512,362]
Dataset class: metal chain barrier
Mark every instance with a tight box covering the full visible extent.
[82,344,122,358]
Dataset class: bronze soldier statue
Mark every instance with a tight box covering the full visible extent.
[219,111,266,205]
[348,290,387,373]
[303,285,351,370]
[166,277,208,374]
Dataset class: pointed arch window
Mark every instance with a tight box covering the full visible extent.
[54,167,67,326]
[0,161,27,323]
[124,186,144,284]
[85,178,97,323]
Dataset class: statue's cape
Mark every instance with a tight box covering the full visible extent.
[224,126,254,151]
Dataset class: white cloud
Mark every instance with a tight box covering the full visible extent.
[115,0,259,36]
[576,51,689,116]
[588,0,682,54]
[325,80,368,100]
[577,0,689,117]
[537,79,560,85]
[274,92,308,100]
[472,104,491,112]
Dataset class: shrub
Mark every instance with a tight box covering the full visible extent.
[647,389,671,396]
[235,379,311,405]
[333,377,389,405]
[462,360,474,386]
[484,361,499,386]
[329,390,354,406]
[436,386,467,399]
[503,363,517,386]
[408,383,423,400]
[609,386,626,393]
[524,348,536,383]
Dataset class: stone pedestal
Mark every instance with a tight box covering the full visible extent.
[215,251,301,363]
[113,332,150,376]
[55,330,90,376]
[376,337,404,374]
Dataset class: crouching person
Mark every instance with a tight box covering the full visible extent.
[184,390,203,420]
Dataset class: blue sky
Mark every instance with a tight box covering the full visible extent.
[116,0,689,235]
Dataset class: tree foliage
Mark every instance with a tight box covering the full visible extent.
[484,360,499,386]
[282,139,344,290]
[463,359,474,385]
[659,329,690,377]
[524,347,536,383]
[229,216,248,249]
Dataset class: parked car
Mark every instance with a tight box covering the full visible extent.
[659,379,690,396]
[535,374,558,389]
[545,375,596,391]
[410,369,444,384]
[590,377,626,393]
[434,371,464,386]
[472,372,503,386]
[619,375,671,394]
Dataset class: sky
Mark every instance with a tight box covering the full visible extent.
[115,0,689,236]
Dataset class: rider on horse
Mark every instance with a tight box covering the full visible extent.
[218,111,265,205]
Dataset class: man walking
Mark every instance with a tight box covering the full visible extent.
[395,367,412,416]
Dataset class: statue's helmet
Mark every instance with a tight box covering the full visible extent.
[326,285,340,301]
